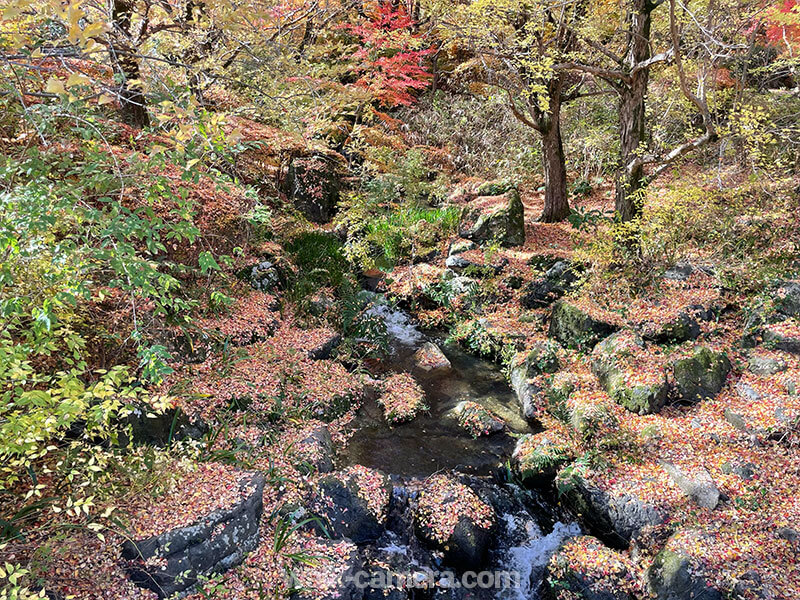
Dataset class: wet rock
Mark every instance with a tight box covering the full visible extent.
[748,353,788,375]
[123,404,207,447]
[658,461,720,509]
[284,152,347,223]
[646,547,723,600]
[412,342,452,373]
[520,261,582,309]
[591,331,668,415]
[451,400,505,437]
[672,347,731,403]
[458,188,525,247]
[309,466,392,543]
[545,536,638,600]
[122,472,264,599]
[549,300,618,350]
[294,426,335,474]
[512,432,573,484]
[559,474,668,548]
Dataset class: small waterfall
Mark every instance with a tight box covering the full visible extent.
[364,301,424,346]
[497,517,581,600]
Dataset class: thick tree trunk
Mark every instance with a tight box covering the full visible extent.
[615,0,653,221]
[540,111,570,223]
[112,0,150,128]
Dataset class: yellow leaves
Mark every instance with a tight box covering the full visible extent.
[45,77,66,96]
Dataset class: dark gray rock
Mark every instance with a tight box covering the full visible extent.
[238,260,285,292]
[549,301,618,350]
[122,472,264,599]
[309,468,391,543]
[509,341,561,421]
[762,324,800,354]
[640,312,702,344]
[458,189,525,247]
[521,261,583,309]
[721,460,756,481]
[560,475,668,548]
[672,347,731,403]
[646,547,723,600]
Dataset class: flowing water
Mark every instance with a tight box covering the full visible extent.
[340,300,581,599]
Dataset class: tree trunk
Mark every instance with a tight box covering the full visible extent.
[540,107,570,223]
[112,0,150,128]
[615,0,653,221]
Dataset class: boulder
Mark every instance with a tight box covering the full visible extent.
[458,189,525,247]
[475,179,515,196]
[451,400,505,437]
[294,426,335,474]
[748,353,788,375]
[122,472,264,599]
[559,474,668,548]
[545,536,638,600]
[309,466,392,543]
[591,332,668,415]
[658,461,720,509]
[412,342,452,373]
[520,261,582,309]
[549,301,618,350]
[512,432,573,484]
[762,321,800,354]
[413,475,495,570]
[448,239,476,256]
[639,311,702,344]
[509,341,561,421]
[775,280,800,317]
[284,153,347,223]
[444,253,505,277]
[290,538,365,600]
[646,548,723,600]
[237,260,285,292]
[672,347,731,402]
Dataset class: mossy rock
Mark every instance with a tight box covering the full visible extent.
[458,189,525,247]
[673,347,731,402]
[475,179,516,196]
[512,433,573,484]
[646,548,723,600]
[549,301,618,350]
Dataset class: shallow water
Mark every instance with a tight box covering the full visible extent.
[340,303,538,477]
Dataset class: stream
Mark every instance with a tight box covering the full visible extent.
[339,299,581,600]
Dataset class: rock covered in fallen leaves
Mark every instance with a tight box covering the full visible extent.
[378,373,428,424]
[309,465,392,543]
[545,535,639,600]
[762,319,800,354]
[122,468,265,599]
[512,431,574,484]
[293,425,335,474]
[411,342,452,373]
[283,152,348,223]
[591,331,669,415]
[289,536,365,600]
[672,347,731,403]
[658,461,720,509]
[639,310,702,344]
[549,300,618,350]
[451,400,505,437]
[775,280,800,317]
[458,188,525,247]
[413,474,495,570]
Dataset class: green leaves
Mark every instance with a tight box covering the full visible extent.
[198,250,221,274]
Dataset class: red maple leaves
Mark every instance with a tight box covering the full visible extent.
[343,3,433,107]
